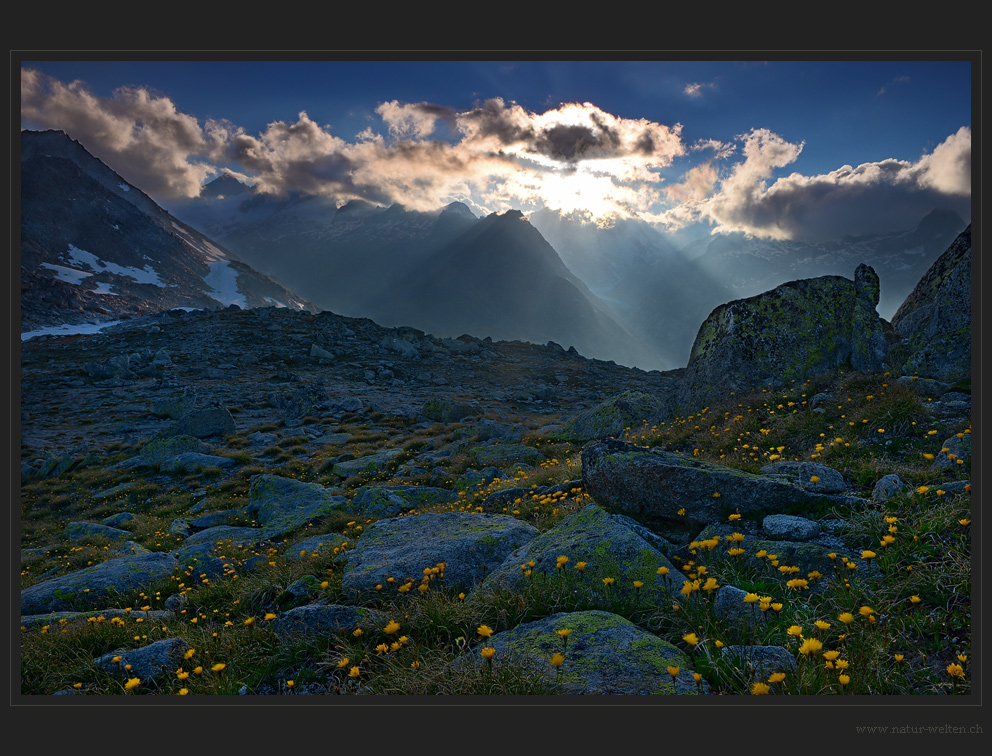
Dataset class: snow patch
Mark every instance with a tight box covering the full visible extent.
[203,261,247,308]
[91,281,118,296]
[263,297,287,308]
[21,320,124,341]
[41,263,92,285]
[66,244,165,286]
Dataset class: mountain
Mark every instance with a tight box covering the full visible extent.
[529,210,736,370]
[686,208,968,320]
[366,209,650,367]
[20,130,315,333]
[172,189,653,367]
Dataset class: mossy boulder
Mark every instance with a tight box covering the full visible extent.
[245,474,349,539]
[271,603,388,640]
[582,438,862,527]
[94,638,190,686]
[677,266,888,412]
[332,450,403,478]
[479,503,682,602]
[157,406,236,439]
[20,552,178,615]
[467,443,544,468]
[138,434,210,466]
[349,485,459,518]
[421,398,478,423]
[65,522,133,542]
[891,225,971,382]
[477,610,703,695]
[340,511,539,599]
[556,390,667,442]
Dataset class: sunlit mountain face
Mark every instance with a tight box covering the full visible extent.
[19,59,971,367]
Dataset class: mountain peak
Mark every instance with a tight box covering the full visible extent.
[200,172,253,200]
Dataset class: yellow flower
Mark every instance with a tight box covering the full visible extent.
[477,625,494,639]
[682,632,700,646]
[728,513,741,521]
[814,620,831,631]
[894,654,904,662]
[176,669,190,680]
[320,581,329,589]
[771,603,783,612]
[666,665,680,678]
[861,550,876,560]
[384,620,401,635]
[768,672,786,684]
[656,566,669,576]
[835,659,849,670]
[193,666,203,675]
[602,577,615,586]
[348,666,360,678]
[557,628,572,639]
[556,555,569,568]
[211,663,226,672]
[124,678,141,691]
[574,562,587,572]
[751,682,770,694]
[910,595,921,604]
[480,647,495,660]
[286,680,294,688]
[633,580,644,589]
[352,628,363,637]
[375,643,389,654]
[838,674,851,686]
[786,625,803,637]
[263,613,277,621]
[946,663,965,679]
[798,638,823,656]
[823,650,840,662]
[838,612,855,625]
[337,658,350,668]
[243,617,254,626]
[916,486,930,494]
[714,640,724,649]
[858,606,875,617]
[178,688,189,695]
[550,653,565,668]
[743,593,759,604]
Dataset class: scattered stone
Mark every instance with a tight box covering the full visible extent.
[556,390,666,442]
[762,514,821,541]
[94,637,190,685]
[931,433,971,472]
[872,474,908,501]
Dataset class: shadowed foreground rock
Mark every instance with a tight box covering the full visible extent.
[20,552,178,615]
[476,610,704,695]
[582,438,863,527]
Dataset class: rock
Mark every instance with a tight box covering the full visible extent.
[348,485,459,518]
[556,390,666,442]
[759,461,847,494]
[931,433,971,472]
[480,504,682,602]
[332,450,403,478]
[421,397,478,423]
[94,638,190,685]
[180,525,261,549]
[762,514,821,541]
[381,335,419,359]
[270,604,387,640]
[65,522,133,542]
[872,474,907,501]
[138,435,211,466]
[271,381,329,424]
[160,452,237,472]
[157,406,236,439]
[713,586,770,628]
[150,387,197,419]
[281,534,348,561]
[677,267,888,411]
[896,376,952,398]
[582,438,861,527]
[340,511,539,598]
[468,443,544,469]
[310,343,335,360]
[187,509,249,531]
[245,474,349,539]
[101,512,138,528]
[21,552,179,615]
[477,610,704,695]
[891,225,971,382]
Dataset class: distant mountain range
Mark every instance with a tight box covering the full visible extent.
[21,128,968,373]
[19,130,314,334]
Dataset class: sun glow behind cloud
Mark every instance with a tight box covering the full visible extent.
[20,67,971,241]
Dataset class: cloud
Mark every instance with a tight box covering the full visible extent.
[21,68,220,198]
[683,81,717,98]
[877,75,911,96]
[677,127,971,240]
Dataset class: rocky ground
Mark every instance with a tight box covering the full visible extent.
[17,304,972,697]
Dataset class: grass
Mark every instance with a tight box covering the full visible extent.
[18,367,971,696]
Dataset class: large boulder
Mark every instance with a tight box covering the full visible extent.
[677,266,888,411]
[479,503,682,601]
[582,438,862,527]
[245,474,349,539]
[157,407,236,439]
[21,552,178,615]
[474,610,703,695]
[348,485,460,518]
[555,390,667,442]
[890,225,971,383]
[340,512,539,599]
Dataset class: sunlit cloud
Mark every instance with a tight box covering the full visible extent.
[683,82,717,98]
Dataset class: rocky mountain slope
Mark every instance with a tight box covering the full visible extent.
[20,130,315,334]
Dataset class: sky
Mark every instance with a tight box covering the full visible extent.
[18,56,973,241]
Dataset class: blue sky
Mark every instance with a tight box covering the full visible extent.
[19,57,973,240]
